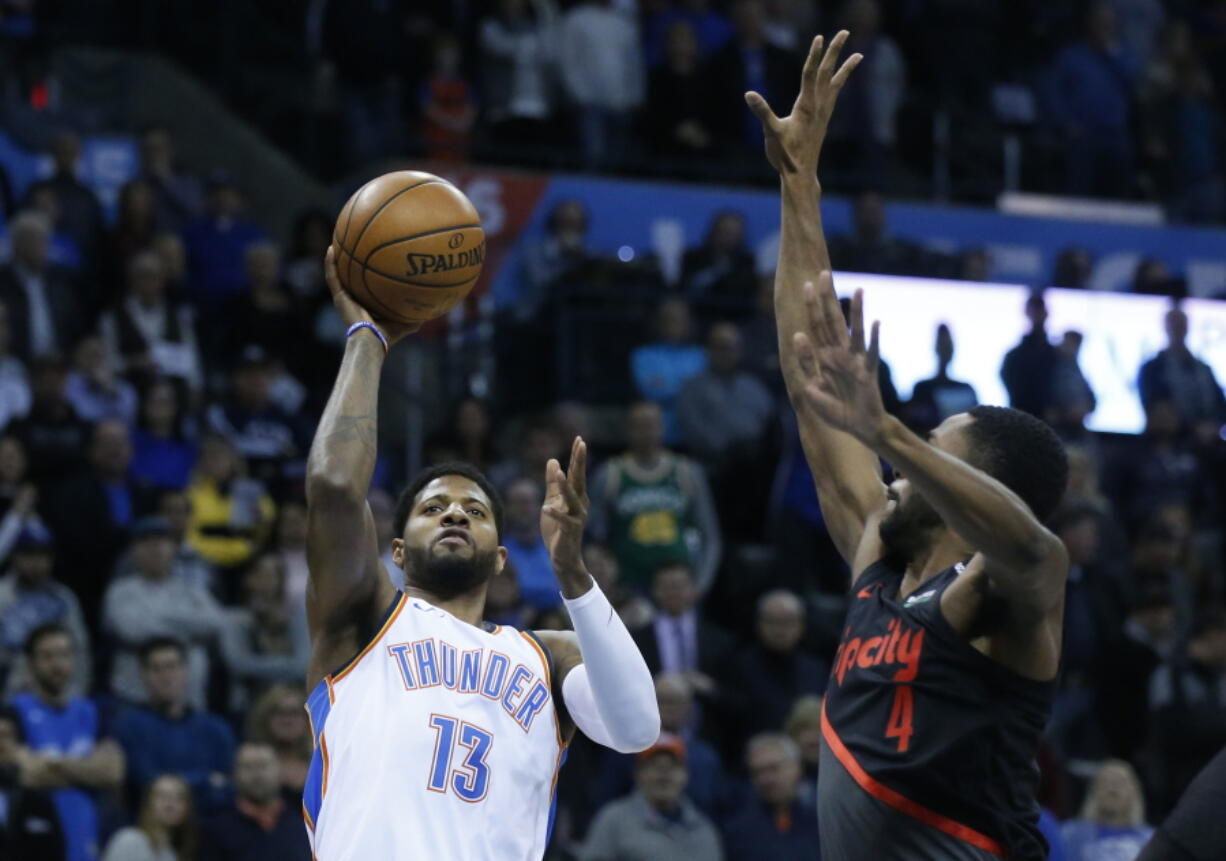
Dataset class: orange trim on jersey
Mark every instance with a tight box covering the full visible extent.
[319,731,331,800]
[820,703,1005,857]
[520,631,565,749]
[304,704,317,750]
[330,593,408,685]
[324,675,336,705]
[302,801,315,832]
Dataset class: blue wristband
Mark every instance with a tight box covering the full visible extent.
[346,321,388,353]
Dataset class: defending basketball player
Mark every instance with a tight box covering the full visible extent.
[300,247,659,860]
[748,33,1070,859]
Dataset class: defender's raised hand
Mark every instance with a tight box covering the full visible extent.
[792,273,886,446]
[745,31,862,176]
[541,437,591,591]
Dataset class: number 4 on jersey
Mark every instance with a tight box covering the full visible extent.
[428,714,493,802]
[886,685,915,752]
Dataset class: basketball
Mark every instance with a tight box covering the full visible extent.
[331,170,485,325]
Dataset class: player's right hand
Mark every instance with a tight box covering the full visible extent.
[745,31,862,177]
[324,245,420,345]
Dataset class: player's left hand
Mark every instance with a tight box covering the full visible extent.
[541,437,590,585]
[793,273,888,446]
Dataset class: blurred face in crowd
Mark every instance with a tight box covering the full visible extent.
[141,127,175,174]
[1165,308,1189,349]
[707,323,742,375]
[652,565,697,617]
[747,737,803,808]
[455,399,489,443]
[935,324,954,369]
[709,212,745,255]
[91,420,133,480]
[154,233,186,282]
[1087,1,1117,47]
[198,435,239,483]
[1058,513,1099,567]
[143,645,188,709]
[148,776,191,828]
[666,21,699,68]
[29,630,75,699]
[128,251,167,304]
[28,186,58,222]
[583,544,619,592]
[550,200,587,249]
[12,546,53,586]
[789,715,823,768]
[636,752,688,810]
[158,492,191,540]
[655,675,693,732]
[1087,761,1142,826]
[0,716,18,765]
[732,0,765,43]
[31,361,68,406]
[627,402,664,455]
[74,336,110,380]
[208,184,243,220]
[504,478,542,539]
[132,533,177,580]
[142,381,179,435]
[235,363,274,409]
[1188,620,1226,671]
[120,180,155,225]
[657,300,691,344]
[756,591,805,654]
[53,131,81,175]
[520,425,561,473]
[235,744,282,804]
[244,554,285,609]
[267,690,310,746]
[12,217,50,270]
[246,242,282,290]
[0,435,27,484]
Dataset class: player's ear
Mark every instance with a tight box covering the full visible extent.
[391,538,405,569]
[495,546,508,575]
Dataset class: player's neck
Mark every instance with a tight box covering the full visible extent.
[404,585,489,628]
[901,529,971,597]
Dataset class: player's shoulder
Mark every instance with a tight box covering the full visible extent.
[530,629,581,676]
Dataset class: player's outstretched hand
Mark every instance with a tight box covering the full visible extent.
[793,272,887,445]
[745,30,862,177]
[541,437,590,585]
[324,245,420,345]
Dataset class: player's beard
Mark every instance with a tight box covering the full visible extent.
[403,542,500,600]
[879,492,944,568]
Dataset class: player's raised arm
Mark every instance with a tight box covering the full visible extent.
[791,284,1067,618]
[304,247,417,686]
[746,32,886,567]
[533,438,660,753]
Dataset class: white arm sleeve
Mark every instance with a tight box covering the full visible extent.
[560,583,660,753]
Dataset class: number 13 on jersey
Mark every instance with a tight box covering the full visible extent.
[428,714,494,802]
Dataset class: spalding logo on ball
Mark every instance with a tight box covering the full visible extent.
[332,170,486,325]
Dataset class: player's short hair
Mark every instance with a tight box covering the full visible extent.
[139,636,187,666]
[394,462,504,538]
[964,405,1068,522]
[23,622,72,656]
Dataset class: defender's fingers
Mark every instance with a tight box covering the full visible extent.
[818,30,849,81]
[744,91,780,129]
[868,321,881,372]
[831,52,863,90]
[815,274,850,346]
[802,281,837,347]
[571,438,588,499]
[800,34,824,86]
[793,332,821,380]
[850,289,866,353]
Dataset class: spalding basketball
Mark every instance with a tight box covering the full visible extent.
[332,171,485,325]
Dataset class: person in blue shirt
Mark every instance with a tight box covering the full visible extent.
[181,171,265,314]
[631,298,707,447]
[500,477,562,612]
[1061,759,1155,861]
[112,636,236,815]
[9,623,125,861]
[721,732,820,859]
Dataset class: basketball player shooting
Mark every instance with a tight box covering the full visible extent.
[299,248,660,860]
[748,33,1070,859]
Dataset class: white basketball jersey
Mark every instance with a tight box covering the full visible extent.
[303,593,565,860]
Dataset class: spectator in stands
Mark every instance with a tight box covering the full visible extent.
[478,0,557,151]
[655,674,725,811]
[589,401,721,592]
[631,299,707,445]
[274,496,310,611]
[206,346,308,489]
[1108,399,1207,530]
[104,516,226,708]
[721,733,818,858]
[828,192,918,276]
[1001,291,1059,419]
[138,125,204,230]
[644,0,733,67]
[710,0,800,152]
[186,433,276,572]
[201,741,311,860]
[500,477,561,612]
[130,380,198,492]
[907,324,978,432]
[581,733,724,861]
[634,562,733,696]
[10,355,89,485]
[24,131,105,269]
[1138,306,1226,434]
[830,0,906,175]
[0,449,38,568]
[44,418,154,622]
[738,273,783,390]
[283,210,330,300]
[0,704,65,858]
[421,33,477,162]
[783,695,822,795]
[0,301,31,430]
[101,773,197,861]
[680,211,757,304]
[0,525,90,696]
[99,250,203,396]
[1048,331,1098,437]
[1061,760,1154,859]
[226,242,305,368]
[112,637,236,813]
[1047,2,1140,197]
[1130,257,1183,297]
[517,199,592,324]
[678,322,774,469]
[64,334,138,424]
[154,489,215,595]
[0,210,82,362]
[182,171,265,312]
[110,179,161,288]
[243,685,313,798]
[10,623,124,861]
[488,418,564,489]
[558,0,644,169]
[585,543,654,630]
[726,590,827,741]
[645,22,720,158]
[221,553,309,713]
[1052,247,1094,289]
